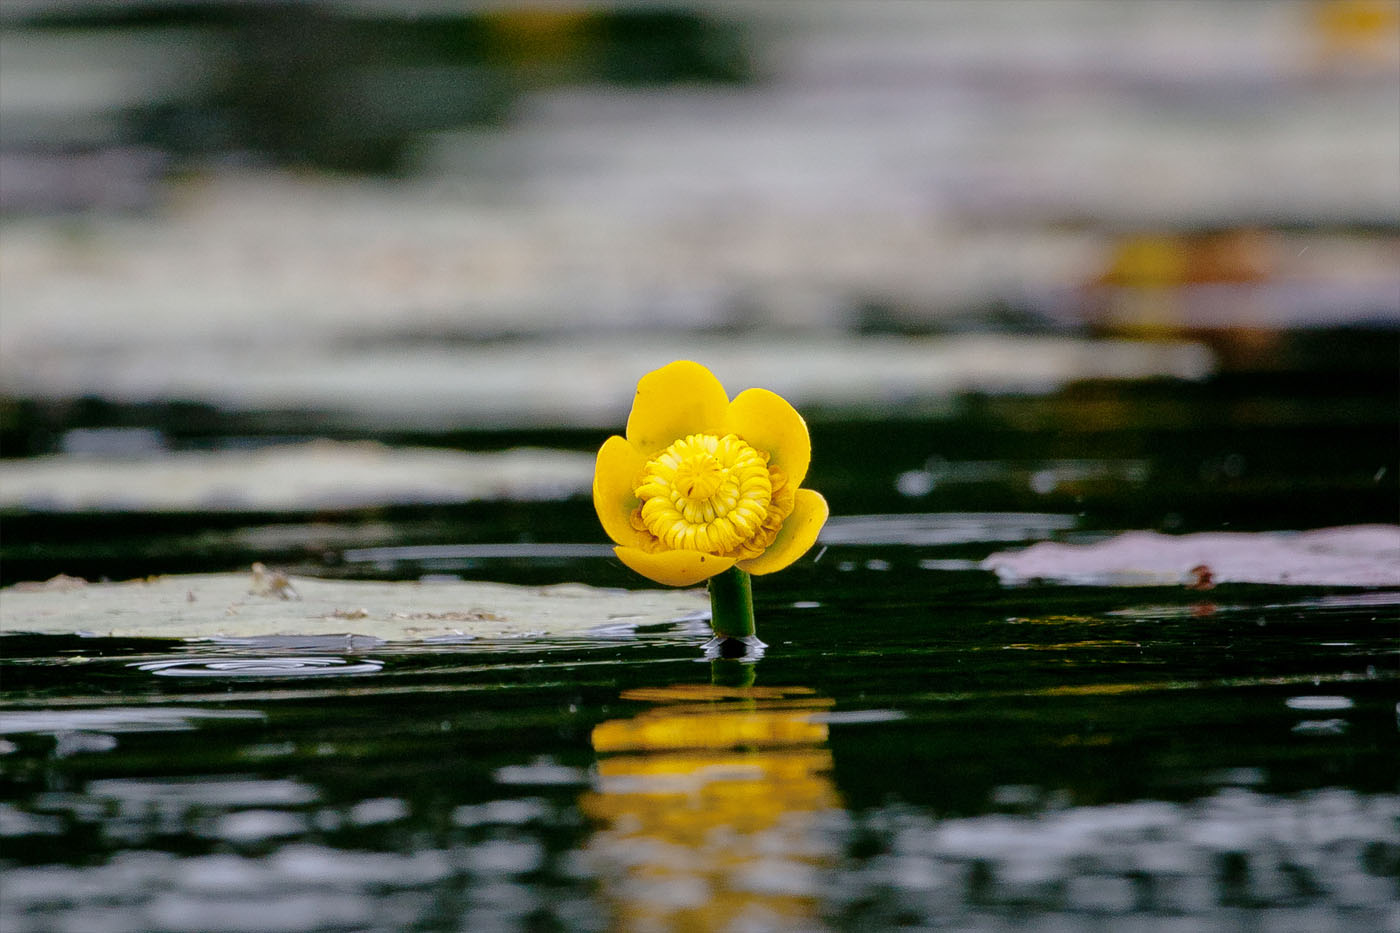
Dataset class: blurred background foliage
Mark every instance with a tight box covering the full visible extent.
[3,2,752,175]
[0,0,1396,579]
[2,0,1395,351]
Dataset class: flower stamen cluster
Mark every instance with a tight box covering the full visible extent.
[632,433,793,559]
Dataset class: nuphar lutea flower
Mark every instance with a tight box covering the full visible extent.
[594,361,828,587]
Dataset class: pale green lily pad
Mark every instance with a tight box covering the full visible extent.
[0,334,1215,431]
[0,442,593,513]
[0,571,708,641]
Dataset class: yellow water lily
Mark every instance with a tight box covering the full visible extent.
[594,361,828,587]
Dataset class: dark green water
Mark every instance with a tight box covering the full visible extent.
[2,354,1398,932]
[1,582,1396,932]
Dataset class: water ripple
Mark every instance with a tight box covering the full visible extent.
[820,512,1076,547]
[130,657,384,678]
[0,707,265,734]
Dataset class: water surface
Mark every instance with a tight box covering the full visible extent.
[3,369,1397,932]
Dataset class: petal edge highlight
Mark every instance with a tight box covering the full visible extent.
[593,435,648,549]
[614,546,735,587]
[722,386,811,490]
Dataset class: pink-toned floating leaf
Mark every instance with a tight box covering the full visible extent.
[982,525,1400,588]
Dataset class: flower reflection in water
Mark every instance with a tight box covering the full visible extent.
[580,676,842,932]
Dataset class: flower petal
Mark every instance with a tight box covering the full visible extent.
[721,387,810,490]
[738,489,828,576]
[594,435,649,548]
[614,546,735,587]
[625,360,731,457]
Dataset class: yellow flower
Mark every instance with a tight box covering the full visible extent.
[594,361,829,587]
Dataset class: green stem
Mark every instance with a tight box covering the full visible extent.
[710,659,758,688]
[707,566,755,639]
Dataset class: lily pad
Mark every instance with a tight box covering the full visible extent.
[0,571,707,641]
[981,525,1400,588]
[0,442,593,513]
[0,334,1214,431]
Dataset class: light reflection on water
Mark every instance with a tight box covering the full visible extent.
[2,668,1396,933]
[580,682,842,932]
[0,707,266,734]
[819,511,1077,546]
[130,657,386,678]
[1,577,1397,932]
[830,788,1400,929]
